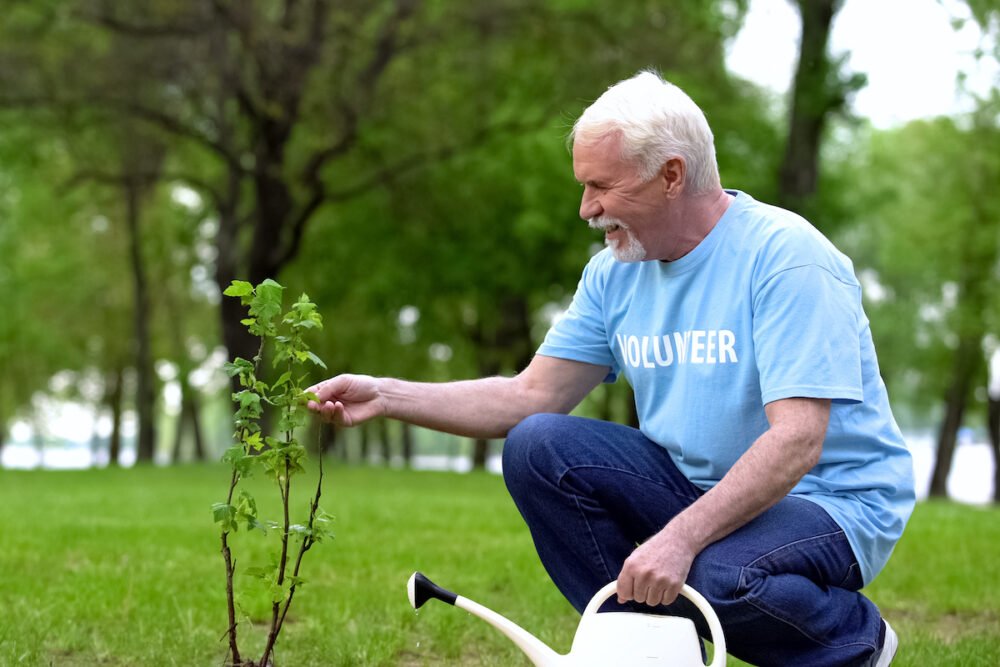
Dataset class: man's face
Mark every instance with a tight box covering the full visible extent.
[572,133,665,262]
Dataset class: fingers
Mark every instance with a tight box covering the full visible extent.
[307,375,348,402]
[616,573,634,605]
[315,400,351,427]
[618,574,679,607]
[617,555,682,608]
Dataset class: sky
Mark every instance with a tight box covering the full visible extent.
[727,0,998,127]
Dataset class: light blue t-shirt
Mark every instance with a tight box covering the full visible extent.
[538,190,915,585]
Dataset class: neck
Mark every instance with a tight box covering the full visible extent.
[656,188,732,262]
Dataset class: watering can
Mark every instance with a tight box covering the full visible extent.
[407,571,726,666]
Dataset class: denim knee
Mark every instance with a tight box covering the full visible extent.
[502,413,568,489]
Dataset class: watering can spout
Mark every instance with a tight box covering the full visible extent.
[407,572,563,667]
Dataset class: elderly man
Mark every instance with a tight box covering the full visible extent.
[308,71,914,666]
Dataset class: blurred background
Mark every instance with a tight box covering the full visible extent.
[1,0,997,503]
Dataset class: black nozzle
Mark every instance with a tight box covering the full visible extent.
[408,571,458,609]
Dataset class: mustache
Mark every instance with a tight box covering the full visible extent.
[588,216,628,231]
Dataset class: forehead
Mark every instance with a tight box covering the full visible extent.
[572,132,632,182]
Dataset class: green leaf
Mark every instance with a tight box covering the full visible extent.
[212,502,238,532]
[306,351,327,370]
[233,391,262,417]
[246,515,267,534]
[236,490,257,517]
[222,445,253,475]
[243,431,263,451]
[223,281,253,297]
[243,567,271,580]
[272,371,292,389]
[251,280,284,324]
[293,318,319,329]
[289,523,311,537]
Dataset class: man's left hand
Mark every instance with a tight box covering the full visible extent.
[616,527,698,607]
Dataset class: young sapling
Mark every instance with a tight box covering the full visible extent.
[213,279,332,667]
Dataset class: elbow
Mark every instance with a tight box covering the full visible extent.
[512,374,573,417]
[771,424,825,483]
[802,433,824,472]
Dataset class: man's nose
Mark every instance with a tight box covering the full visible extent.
[579,188,602,220]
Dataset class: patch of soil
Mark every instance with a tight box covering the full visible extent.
[884,607,1000,644]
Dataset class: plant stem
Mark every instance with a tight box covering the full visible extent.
[221,468,241,666]
[261,455,291,666]
[274,429,324,637]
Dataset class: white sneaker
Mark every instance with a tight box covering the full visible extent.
[875,620,898,666]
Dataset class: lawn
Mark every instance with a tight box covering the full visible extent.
[0,464,996,666]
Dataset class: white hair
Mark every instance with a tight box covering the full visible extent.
[571,70,720,194]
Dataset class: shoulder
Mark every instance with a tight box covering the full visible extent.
[730,193,859,288]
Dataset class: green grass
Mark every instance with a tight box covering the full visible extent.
[0,465,996,666]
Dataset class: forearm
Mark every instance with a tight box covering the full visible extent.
[378,375,545,439]
[667,427,822,553]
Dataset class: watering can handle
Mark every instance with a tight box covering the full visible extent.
[582,582,727,667]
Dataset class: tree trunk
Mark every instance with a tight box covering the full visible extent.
[472,438,489,470]
[377,418,391,465]
[401,422,414,468]
[125,179,156,463]
[171,398,187,464]
[108,367,124,466]
[929,335,981,497]
[470,296,536,469]
[189,391,206,461]
[987,394,999,504]
[778,0,849,217]
[171,378,206,463]
[359,422,370,464]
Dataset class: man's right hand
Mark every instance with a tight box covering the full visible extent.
[306,374,386,427]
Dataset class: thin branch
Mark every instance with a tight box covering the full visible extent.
[294,0,420,188]
[281,0,303,31]
[209,0,264,74]
[274,428,325,639]
[358,0,422,94]
[74,9,209,38]
[221,469,242,666]
[0,93,246,175]
[60,168,224,211]
[112,99,245,172]
[329,120,532,201]
[275,118,536,269]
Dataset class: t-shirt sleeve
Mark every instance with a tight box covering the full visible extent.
[753,264,864,405]
[537,256,619,382]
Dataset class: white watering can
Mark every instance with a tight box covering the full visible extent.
[407,571,726,666]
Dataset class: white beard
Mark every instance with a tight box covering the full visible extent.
[588,215,647,262]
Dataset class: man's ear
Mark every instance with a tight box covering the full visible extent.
[660,158,685,199]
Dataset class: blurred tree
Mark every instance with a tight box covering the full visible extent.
[0,116,131,460]
[962,0,1000,505]
[778,0,865,224]
[845,112,1000,500]
[67,128,166,463]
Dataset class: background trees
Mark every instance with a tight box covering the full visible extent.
[0,0,997,502]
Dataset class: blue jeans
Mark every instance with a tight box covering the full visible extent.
[502,414,884,667]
